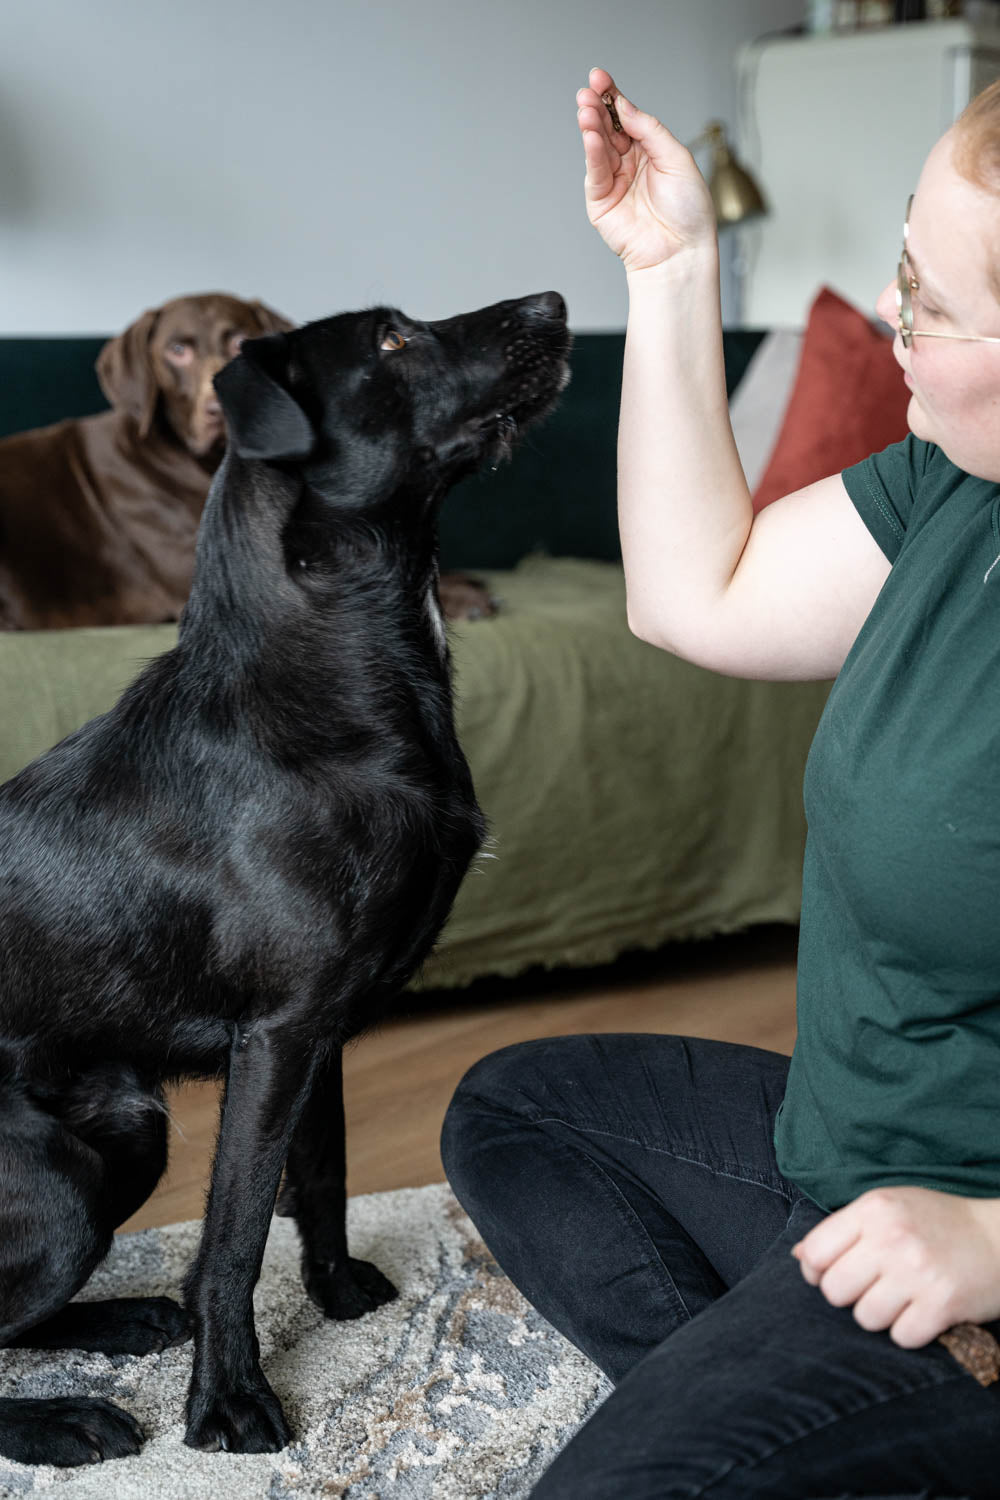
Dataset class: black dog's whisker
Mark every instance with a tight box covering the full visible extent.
[489,412,519,471]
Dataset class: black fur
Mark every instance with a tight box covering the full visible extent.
[0,291,570,1463]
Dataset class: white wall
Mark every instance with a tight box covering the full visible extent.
[738,22,1000,326]
[0,0,801,334]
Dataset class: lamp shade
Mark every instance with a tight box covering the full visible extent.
[701,121,767,228]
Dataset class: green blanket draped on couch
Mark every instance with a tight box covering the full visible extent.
[0,553,830,990]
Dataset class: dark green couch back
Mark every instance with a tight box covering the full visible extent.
[0,330,766,571]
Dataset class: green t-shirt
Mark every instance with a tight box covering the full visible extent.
[774,435,1000,1211]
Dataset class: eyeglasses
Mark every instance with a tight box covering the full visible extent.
[897,194,1000,347]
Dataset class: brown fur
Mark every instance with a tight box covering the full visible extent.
[0,294,293,630]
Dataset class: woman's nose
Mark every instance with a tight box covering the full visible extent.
[874,278,897,334]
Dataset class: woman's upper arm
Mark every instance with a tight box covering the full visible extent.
[638,473,892,682]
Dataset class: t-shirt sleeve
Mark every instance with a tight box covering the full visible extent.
[841,435,936,563]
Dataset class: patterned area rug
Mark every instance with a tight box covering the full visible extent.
[0,1183,609,1499]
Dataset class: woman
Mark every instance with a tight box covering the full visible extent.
[440,68,1000,1498]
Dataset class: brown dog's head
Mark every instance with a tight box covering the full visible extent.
[96,293,295,458]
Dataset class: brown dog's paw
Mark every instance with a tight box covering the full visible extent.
[302,1255,398,1321]
[437,571,499,622]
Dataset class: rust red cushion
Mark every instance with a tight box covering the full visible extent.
[751,286,911,512]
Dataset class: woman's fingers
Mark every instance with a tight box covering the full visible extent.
[793,1202,864,1281]
[580,117,617,204]
[815,1241,882,1310]
[851,1276,912,1334]
[579,75,695,183]
[576,90,628,157]
[577,82,630,208]
[888,1297,955,1350]
[612,93,690,175]
[587,66,617,102]
[580,67,630,154]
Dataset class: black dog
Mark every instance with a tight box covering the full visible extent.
[0,291,570,1464]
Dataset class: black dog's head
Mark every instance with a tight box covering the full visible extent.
[214,291,571,513]
[183,293,569,653]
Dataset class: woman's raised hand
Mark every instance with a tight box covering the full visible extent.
[576,68,717,273]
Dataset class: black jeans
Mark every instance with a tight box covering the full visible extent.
[440,1034,1000,1499]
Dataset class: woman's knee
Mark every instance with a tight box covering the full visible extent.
[442,1030,605,1133]
[441,1034,612,1214]
[442,1037,549,1179]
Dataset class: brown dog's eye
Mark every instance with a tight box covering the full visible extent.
[380,330,407,352]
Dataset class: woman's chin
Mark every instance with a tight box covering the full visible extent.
[905,393,928,439]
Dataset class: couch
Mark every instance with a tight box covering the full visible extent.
[0,330,831,990]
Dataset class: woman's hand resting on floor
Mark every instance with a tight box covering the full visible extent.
[575,67,717,273]
[792,1186,1000,1347]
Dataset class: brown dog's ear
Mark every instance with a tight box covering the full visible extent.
[247,299,296,335]
[95,307,161,438]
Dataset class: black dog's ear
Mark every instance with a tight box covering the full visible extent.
[214,336,315,461]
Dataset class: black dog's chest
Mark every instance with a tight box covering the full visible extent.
[210,739,482,1012]
[0,722,483,1067]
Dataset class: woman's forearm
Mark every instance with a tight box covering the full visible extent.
[618,251,754,655]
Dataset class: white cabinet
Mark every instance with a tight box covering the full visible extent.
[737,21,1000,326]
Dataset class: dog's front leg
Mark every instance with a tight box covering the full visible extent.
[283,1044,398,1320]
[182,1023,319,1454]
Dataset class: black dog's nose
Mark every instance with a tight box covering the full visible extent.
[517,292,567,323]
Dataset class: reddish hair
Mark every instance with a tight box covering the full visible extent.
[953,79,1000,190]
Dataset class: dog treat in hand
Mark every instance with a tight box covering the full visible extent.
[938,1322,1000,1387]
[601,91,623,135]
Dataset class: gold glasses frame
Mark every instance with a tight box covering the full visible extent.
[897,194,1000,347]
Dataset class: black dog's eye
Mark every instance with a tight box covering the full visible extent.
[380,330,407,352]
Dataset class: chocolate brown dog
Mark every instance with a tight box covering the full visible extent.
[0,290,570,1464]
[0,294,293,629]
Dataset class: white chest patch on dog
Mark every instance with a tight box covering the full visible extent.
[426,581,447,656]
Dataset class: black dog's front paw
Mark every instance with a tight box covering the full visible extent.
[0,1396,143,1466]
[303,1256,398,1320]
[184,1380,291,1454]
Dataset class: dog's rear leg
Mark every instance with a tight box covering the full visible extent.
[283,1043,398,1320]
[7,1073,191,1359]
[0,1090,145,1466]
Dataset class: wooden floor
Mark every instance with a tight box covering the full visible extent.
[120,925,799,1234]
